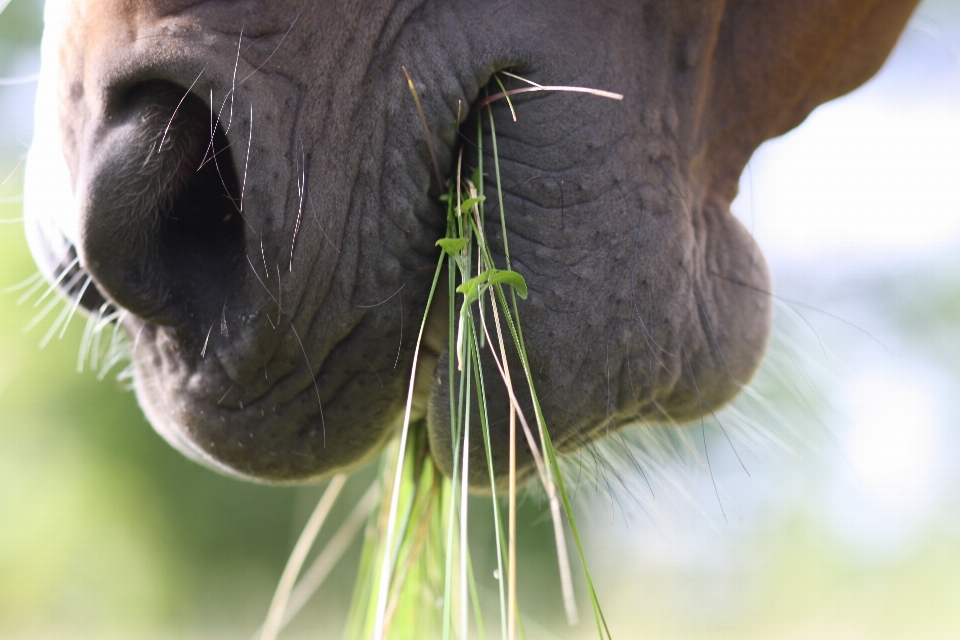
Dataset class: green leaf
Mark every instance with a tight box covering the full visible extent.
[436,237,469,255]
[459,196,486,214]
[455,269,528,305]
[455,270,493,304]
[488,269,528,299]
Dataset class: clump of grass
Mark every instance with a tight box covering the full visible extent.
[258,73,622,639]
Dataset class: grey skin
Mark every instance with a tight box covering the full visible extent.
[25,0,919,488]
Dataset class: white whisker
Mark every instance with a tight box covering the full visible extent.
[77,310,97,373]
[241,104,253,213]
[58,276,93,340]
[158,67,206,153]
[33,255,80,307]
[88,303,110,373]
[39,298,72,349]
[23,293,65,334]
[201,322,215,358]
[15,275,47,306]
[289,139,305,272]
[238,1,306,85]
[3,270,42,294]
[225,22,244,134]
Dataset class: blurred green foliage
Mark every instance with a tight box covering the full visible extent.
[0,196,345,638]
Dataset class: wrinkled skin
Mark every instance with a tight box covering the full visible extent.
[24,0,919,488]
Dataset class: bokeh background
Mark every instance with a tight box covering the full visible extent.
[3,0,960,638]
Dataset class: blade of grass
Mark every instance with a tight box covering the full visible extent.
[371,256,444,640]
[259,473,347,640]
[490,286,611,638]
[492,73,517,122]
[270,481,381,635]
[466,549,488,640]
[459,341,473,640]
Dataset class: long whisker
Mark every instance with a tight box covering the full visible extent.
[24,286,70,333]
[245,254,278,329]
[58,276,93,340]
[88,303,110,372]
[238,0,306,85]
[3,270,42,294]
[77,309,97,373]
[158,67,206,153]
[352,284,404,309]
[225,21,245,134]
[289,138,306,272]
[39,298,72,349]
[307,191,340,253]
[15,274,47,306]
[33,255,80,307]
[241,104,253,213]
[287,318,325,444]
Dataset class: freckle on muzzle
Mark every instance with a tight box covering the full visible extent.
[76,81,246,327]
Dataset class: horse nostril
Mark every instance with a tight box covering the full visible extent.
[77,81,245,326]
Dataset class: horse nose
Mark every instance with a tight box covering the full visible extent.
[76,80,245,326]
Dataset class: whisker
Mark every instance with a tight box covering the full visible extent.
[2,270,42,294]
[225,21,245,134]
[201,322,215,358]
[1,158,25,188]
[196,136,237,171]
[77,309,97,373]
[132,322,145,355]
[352,284,404,309]
[88,302,110,373]
[260,233,270,280]
[244,254,277,304]
[23,291,66,334]
[238,0,306,85]
[362,357,384,388]
[245,254,278,329]
[158,66,206,153]
[98,316,129,380]
[39,298,72,349]
[287,318,325,445]
[289,138,306,272]
[307,191,340,254]
[218,384,235,404]
[241,104,253,212]
[58,276,93,340]
[93,309,123,334]
[33,255,80,307]
[200,87,234,168]
[275,263,282,325]
[15,274,47,306]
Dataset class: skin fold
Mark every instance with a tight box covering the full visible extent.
[24,0,920,487]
